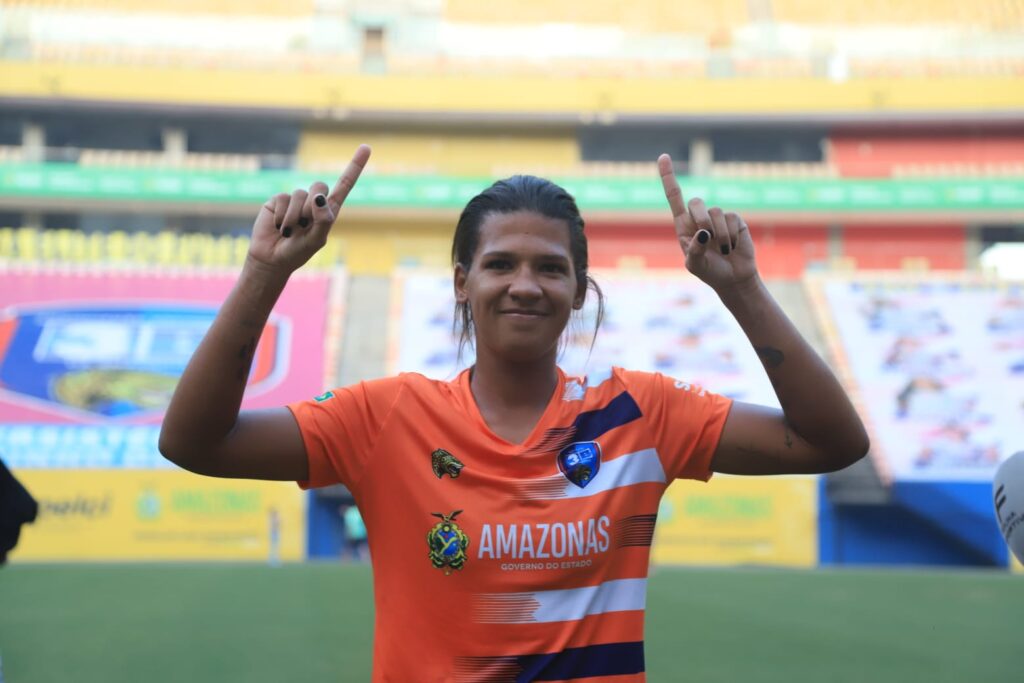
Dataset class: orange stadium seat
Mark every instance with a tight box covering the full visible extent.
[830,135,1024,177]
[771,0,1024,29]
[443,0,750,35]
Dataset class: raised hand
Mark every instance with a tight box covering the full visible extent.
[657,153,758,292]
[247,144,371,275]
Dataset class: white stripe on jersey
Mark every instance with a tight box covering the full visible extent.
[584,367,614,390]
[515,448,667,500]
[474,578,648,624]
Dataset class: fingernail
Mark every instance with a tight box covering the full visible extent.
[315,194,326,208]
[720,244,730,255]
[697,230,710,244]
[282,227,292,238]
[298,217,309,228]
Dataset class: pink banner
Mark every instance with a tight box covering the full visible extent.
[0,265,329,426]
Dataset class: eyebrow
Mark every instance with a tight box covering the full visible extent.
[480,250,571,263]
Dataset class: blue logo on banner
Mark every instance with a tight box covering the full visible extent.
[0,303,286,419]
[557,441,602,489]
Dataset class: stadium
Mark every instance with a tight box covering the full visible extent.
[0,1,1022,681]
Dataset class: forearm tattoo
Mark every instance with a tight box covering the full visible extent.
[236,336,257,382]
[754,346,785,369]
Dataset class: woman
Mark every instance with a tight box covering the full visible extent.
[160,144,869,682]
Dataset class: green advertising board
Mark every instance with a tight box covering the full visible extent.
[2,163,1022,212]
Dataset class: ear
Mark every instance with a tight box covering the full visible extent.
[454,263,469,304]
[572,277,586,310]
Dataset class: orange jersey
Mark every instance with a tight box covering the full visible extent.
[289,367,732,682]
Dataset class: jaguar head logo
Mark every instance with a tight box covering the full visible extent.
[431,448,464,479]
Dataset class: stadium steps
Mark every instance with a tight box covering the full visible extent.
[764,278,828,357]
[824,456,890,505]
[766,279,892,505]
[337,275,391,386]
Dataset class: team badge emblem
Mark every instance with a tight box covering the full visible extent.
[427,510,470,575]
[431,448,464,479]
[557,441,602,489]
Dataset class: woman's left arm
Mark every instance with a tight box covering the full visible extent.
[658,154,869,475]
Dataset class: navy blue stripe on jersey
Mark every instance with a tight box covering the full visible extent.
[453,641,645,682]
[573,391,643,443]
[522,641,645,681]
[523,390,643,456]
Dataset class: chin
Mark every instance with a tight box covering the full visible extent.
[488,337,559,364]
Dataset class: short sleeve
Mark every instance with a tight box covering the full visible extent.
[616,368,733,482]
[286,375,405,492]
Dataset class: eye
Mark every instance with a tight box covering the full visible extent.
[485,258,511,270]
[540,262,568,274]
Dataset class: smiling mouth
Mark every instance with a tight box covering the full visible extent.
[501,311,547,318]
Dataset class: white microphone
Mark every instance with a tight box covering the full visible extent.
[994,451,1024,566]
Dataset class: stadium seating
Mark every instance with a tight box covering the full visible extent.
[4,0,1022,80]
[771,0,1024,29]
[2,0,315,16]
[831,135,1024,177]
[0,227,339,268]
[76,149,262,171]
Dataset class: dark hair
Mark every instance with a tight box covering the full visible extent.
[451,174,605,361]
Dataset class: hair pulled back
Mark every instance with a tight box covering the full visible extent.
[451,175,604,359]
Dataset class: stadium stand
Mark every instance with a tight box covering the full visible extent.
[2,0,314,15]
[808,272,1022,565]
[770,0,1024,29]
[0,227,338,267]
[830,133,1024,177]
[1,0,1022,571]
[3,0,1023,78]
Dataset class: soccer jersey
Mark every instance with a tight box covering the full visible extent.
[289,367,732,683]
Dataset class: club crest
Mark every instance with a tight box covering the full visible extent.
[431,448,464,479]
[557,441,602,489]
[426,510,470,575]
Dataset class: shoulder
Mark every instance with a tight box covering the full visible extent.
[582,367,662,392]
[582,367,719,406]
[395,371,461,398]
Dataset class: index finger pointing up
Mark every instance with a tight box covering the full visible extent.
[658,153,689,239]
[327,144,372,215]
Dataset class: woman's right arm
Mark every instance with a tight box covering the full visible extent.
[158,145,371,481]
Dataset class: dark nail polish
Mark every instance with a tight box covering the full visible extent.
[697,230,709,244]
[720,244,730,255]
[298,217,309,228]
[315,194,326,208]
[282,227,292,238]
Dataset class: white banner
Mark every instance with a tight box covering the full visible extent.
[815,276,1024,482]
[389,269,778,407]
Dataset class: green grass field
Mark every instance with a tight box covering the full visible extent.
[0,563,1019,682]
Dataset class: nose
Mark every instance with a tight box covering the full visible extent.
[508,265,542,300]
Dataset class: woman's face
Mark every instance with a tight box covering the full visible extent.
[455,210,583,365]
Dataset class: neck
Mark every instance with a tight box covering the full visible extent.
[470,350,560,412]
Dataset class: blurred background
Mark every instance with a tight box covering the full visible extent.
[0,1,1022,681]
